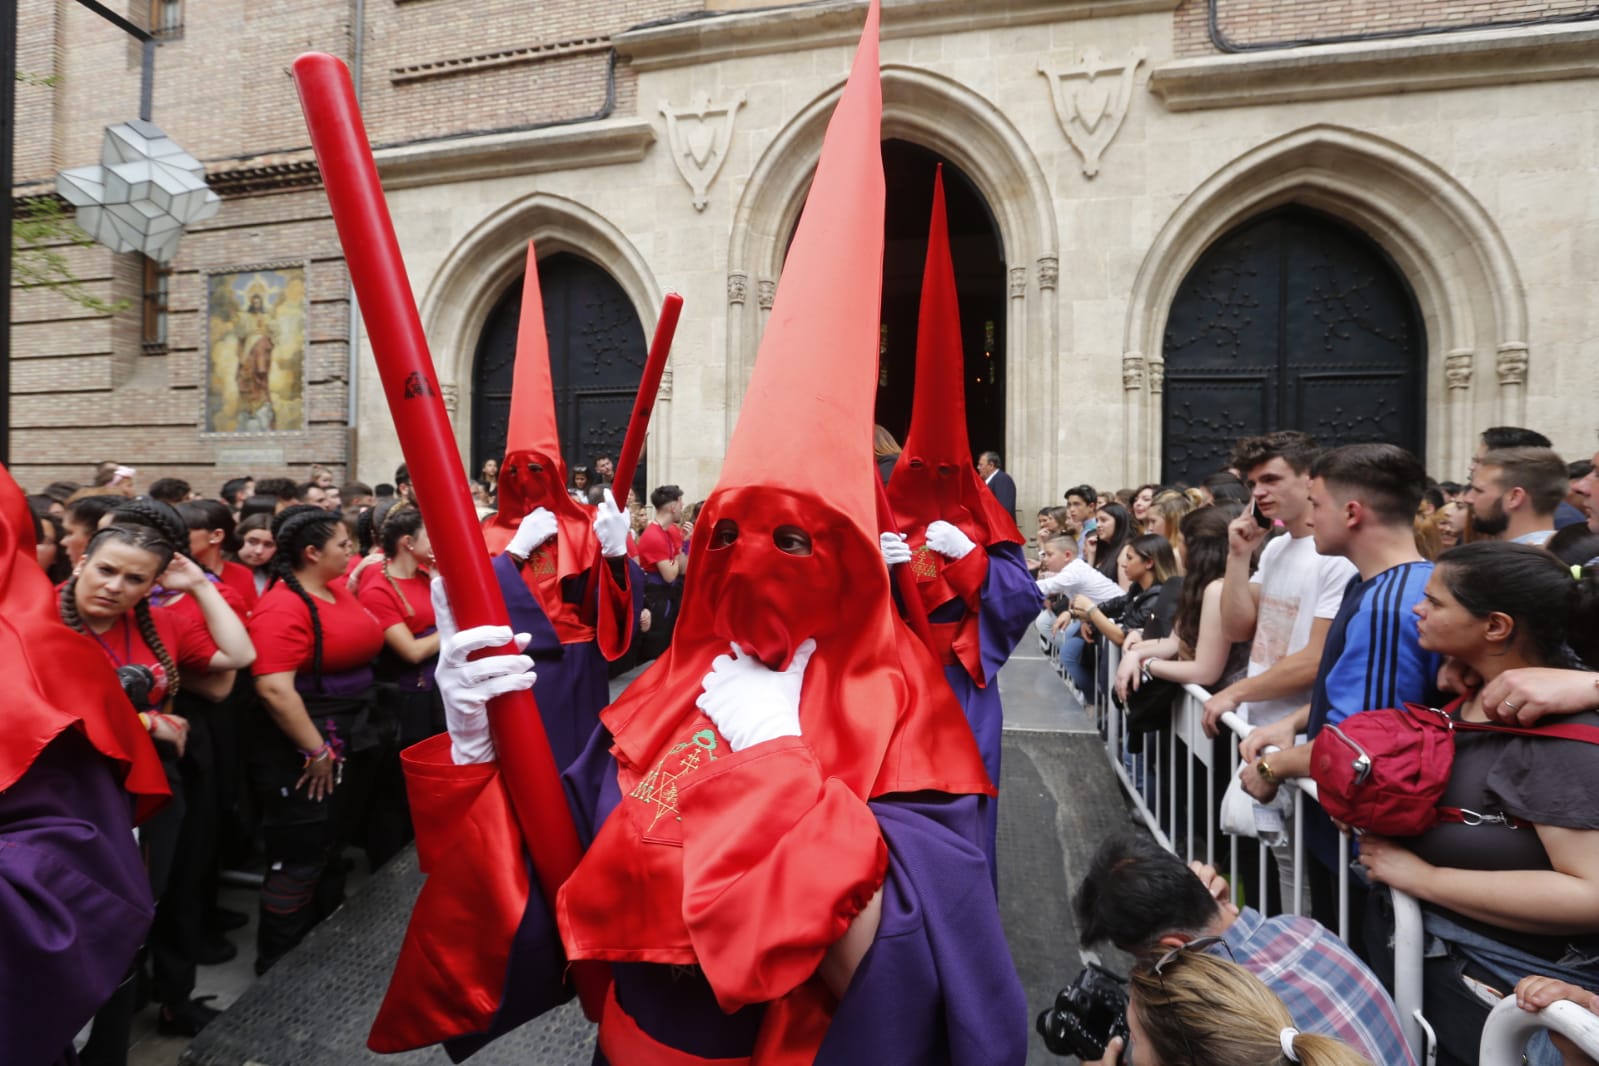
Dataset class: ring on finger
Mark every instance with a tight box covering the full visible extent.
[1503,700,1522,712]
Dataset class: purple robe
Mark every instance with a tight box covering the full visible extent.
[1,730,154,1066]
[926,542,1043,877]
[492,553,643,774]
[445,721,1028,1065]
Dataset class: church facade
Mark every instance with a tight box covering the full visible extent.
[12,0,1599,513]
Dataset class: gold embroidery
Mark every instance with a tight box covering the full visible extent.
[911,545,939,579]
[527,546,557,576]
[630,728,719,832]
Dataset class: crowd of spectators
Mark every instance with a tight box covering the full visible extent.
[1019,424,1599,1066]
[19,450,697,1063]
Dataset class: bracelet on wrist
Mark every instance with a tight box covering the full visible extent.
[1256,757,1279,786]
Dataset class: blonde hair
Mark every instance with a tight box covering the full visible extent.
[1146,489,1197,537]
[1130,951,1372,1066]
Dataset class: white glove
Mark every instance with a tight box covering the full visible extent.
[879,531,911,567]
[593,489,629,558]
[925,520,977,560]
[508,507,558,559]
[431,576,537,765]
[694,639,816,752]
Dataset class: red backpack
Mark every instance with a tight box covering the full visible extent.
[1311,699,1599,837]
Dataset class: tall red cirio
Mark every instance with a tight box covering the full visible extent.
[290,52,605,1021]
[611,293,683,502]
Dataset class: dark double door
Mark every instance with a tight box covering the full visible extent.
[1160,207,1426,485]
[472,252,648,494]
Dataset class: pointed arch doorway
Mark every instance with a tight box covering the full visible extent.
[782,140,1007,459]
[470,252,649,494]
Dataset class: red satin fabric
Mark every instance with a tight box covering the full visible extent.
[368,734,531,1053]
[0,465,168,824]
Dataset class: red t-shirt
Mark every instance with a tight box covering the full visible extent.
[357,567,436,637]
[248,582,386,676]
[82,608,216,710]
[218,561,259,617]
[637,523,684,573]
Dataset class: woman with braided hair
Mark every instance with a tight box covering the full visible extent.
[245,504,385,973]
[355,503,442,865]
[60,520,254,1056]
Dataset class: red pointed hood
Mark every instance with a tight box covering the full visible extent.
[482,240,597,581]
[0,464,168,823]
[886,166,1023,551]
[597,0,988,805]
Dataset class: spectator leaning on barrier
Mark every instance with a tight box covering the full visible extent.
[1465,446,1566,545]
[1072,832,1414,1066]
[1239,443,1443,941]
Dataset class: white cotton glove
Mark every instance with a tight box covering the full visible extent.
[924,520,977,560]
[694,639,817,752]
[593,489,629,558]
[879,531,911,567]
[508,507,558,559]
[431,576,537,765]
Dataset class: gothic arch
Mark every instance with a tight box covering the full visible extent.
[1121,123,1527,482]
[419,192,665,461]
[724,64,1063,500]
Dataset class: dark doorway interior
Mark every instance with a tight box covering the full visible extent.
[471,252,648,498]
[786,140,1008,461]
[1160,206,1427,486]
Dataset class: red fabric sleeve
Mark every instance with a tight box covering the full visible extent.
[591,555,634,662]
[247,589,314,675]
[219,562,257,617]
[154,598,220,672]
[677,737,887,1013]
[636,524,670,570]
[358,577,408,632]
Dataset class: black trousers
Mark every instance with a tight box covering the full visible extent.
[360,685,442,870]
[151,699,218,1007]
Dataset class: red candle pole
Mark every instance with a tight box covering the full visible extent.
[291,52,607,1021]
[611,293,682,501]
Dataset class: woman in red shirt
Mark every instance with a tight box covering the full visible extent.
[179,498,258,617]
[356,504,441,866]
[246,505,385,974]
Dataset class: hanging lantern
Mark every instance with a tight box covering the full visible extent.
[57,120,221,263]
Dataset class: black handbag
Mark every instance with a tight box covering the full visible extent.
[1114,661,1182,752]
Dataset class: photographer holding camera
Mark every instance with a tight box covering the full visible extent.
[1065,833,1413,1065]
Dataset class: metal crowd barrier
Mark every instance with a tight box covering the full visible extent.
[1080,639,1437,1064]
[1479,993,1599,1065]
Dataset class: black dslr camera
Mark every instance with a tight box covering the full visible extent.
[1037,963,1129,1061]
[116,663,157,708]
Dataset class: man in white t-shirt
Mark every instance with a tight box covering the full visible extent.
[1202,432,1355,903]
[1037,547,1123,692]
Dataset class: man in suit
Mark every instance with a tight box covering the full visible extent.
[977,450,1016,516]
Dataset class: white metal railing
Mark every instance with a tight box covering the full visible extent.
[1479,993,1599,1065]
[1088,640,1434,1064]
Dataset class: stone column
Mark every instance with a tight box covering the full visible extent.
[1444,348,1474,482]
[725,271,748,444]
[1495,342,1529,427]
[1036,254,1060,507]
[1121,351,1146,486]
[757,278,776,340]
[1145,355,1165,484]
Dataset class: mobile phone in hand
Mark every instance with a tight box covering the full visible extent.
[1251,500,1272,530]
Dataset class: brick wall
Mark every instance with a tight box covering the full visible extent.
[1176,0,1599,56]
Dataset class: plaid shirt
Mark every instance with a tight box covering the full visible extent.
[1218,907,1417,1066]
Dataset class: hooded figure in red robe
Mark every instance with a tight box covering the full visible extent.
[370,3,1027,1061]
[883,169,1043,876]
[0,463,170,1064]
[480,240,639,772]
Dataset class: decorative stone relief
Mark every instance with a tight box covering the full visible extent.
[1038,47,1146,178]
[1008,266,1027,299]
[440,383,459,420]
[660,92,746,211]
[1444,349,1474,390]
[1147,356,1165,396]
[1495,343,1529,386]
[1121,351,1145,392]
[658,366,674,402]
[727,271,747,305]
[1036,254,1059,291]
[757,278,776,311]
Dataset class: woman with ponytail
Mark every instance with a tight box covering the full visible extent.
[1351,543,1599,1066]
[245,504,385,974]
[179,498,258,615]
[355,503,441,865]
[1087,948,1371,1065]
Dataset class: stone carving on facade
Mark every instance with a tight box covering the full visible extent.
[1444,349,1474,390]
[1121,351,1145,392]
[660,91,746,211]
[1147,356,1165,396]
[757,278,776,311]
[1008,266,1027,299]
[1038,47,1147,179]
[1495,343,1529,386]
[440,383,459,420]
[727,271,748,305]
[1036,254,1059,291]
[658,366,674,402]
